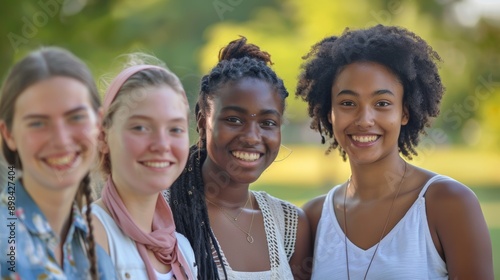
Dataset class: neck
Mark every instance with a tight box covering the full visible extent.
[113,183,158,233]
[348,155,408,200]
[22,176,77,239]
[202,159,250,206]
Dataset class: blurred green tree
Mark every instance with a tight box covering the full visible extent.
[1,0,499,149]
[199,0,500,149]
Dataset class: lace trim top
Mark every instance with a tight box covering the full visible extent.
[212,191,298,280]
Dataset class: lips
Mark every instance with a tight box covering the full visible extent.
[43,153,79,169]
[351,135,379,143]
[231,151,262,162]
[140,161,172,168]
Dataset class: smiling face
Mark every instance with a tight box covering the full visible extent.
[200,78,282,187]
[329,62,409,164]
[102,85,189,196]
[1,76,100,192]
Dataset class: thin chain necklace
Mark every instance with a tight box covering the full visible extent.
[206,193,256,243]
[206,194,250,221]
[343,161,407,280]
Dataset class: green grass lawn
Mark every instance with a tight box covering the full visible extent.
[251,183,500,276]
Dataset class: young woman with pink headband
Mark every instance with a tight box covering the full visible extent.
[91,55,197,280]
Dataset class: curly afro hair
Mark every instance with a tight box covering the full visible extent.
[296,24,445,160]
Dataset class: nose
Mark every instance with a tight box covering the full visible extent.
[150,130,171,153]
[240,122,261,145]
[355,107,375,128]
[51,120,73,147]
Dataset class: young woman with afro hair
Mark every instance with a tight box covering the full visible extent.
[297,25,493,279]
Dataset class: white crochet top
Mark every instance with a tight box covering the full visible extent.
[213,191,298,280]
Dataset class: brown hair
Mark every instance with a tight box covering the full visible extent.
[0,47,100,280]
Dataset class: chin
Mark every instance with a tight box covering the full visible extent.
[47,179,82,192]
[235,175,260,185]
[147,180,174,193]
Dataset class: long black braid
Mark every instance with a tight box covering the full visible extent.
[170,145,224,279]
[169,36,289,280]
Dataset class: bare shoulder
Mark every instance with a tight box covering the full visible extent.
[303,195,326,223]
[296,206,309,225]
[302,194,327,239]
[90,199,110,255]
[425,175,484,230]
[295,207,311,243]
[425,176,480,209]
[425,175,494,279]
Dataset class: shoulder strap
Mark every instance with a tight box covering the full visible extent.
[281,200,298,261]
[417,175,453,198]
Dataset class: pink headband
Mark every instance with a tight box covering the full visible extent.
[102,65,166,110]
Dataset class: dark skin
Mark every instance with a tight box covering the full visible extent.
[304,62,493,279]
[199,78,312,278]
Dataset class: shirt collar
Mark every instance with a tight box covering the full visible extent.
[10,180,88,241]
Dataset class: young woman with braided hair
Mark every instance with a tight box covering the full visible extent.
[297,25,494,279]
[91,54,197,280]
[167,37,312,280]
[0,47,116,279]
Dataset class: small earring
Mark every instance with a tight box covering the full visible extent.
[274,144,293,162]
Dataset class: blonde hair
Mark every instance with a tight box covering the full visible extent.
[99,53,188,175]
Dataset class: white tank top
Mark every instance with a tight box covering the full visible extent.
[154,269,174,280]
[312,175,449,279]
[92,204,197,280]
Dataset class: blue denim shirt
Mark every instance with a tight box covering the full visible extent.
[0,180,116,279]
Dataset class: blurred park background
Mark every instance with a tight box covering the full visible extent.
[1,0,499,275]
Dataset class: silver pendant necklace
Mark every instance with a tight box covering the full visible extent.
[343,161,407,279]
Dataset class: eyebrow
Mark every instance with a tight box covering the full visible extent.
[336,89,395,97]
[22,106,88,120]
[221,106,281,118]
[128,115,187,123]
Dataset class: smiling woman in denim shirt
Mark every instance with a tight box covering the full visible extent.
[0,47,116,280]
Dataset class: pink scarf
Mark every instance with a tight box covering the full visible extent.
[102,176,193,280]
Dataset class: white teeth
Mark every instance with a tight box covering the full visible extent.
[232,151,260,162]
[46,154,75,166]
[352,135,378,143]
[142,161,170,168]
